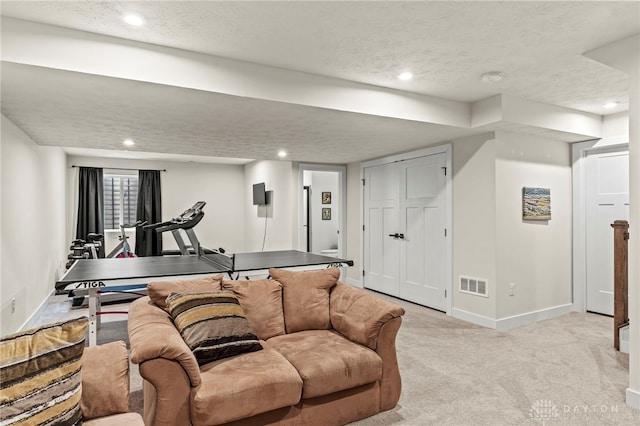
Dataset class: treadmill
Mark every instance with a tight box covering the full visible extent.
[69,201,211,307]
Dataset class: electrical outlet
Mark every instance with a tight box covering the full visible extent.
[11,298,16,314]
[509,283,515,296]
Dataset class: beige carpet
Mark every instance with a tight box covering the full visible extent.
[111,295,639,425]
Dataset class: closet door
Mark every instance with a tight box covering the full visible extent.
[399,153,447,311]
[363,163,400,296]
[363,151,448,311]
[585,148,629,315]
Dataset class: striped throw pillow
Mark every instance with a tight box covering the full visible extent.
[166,291,262,366]
[0,317,88,426]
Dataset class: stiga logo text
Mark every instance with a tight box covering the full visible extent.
[74,281,105,289]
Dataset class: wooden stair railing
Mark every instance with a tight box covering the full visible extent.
[611,220,629,350]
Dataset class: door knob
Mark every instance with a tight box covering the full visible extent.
[388,233,399,238]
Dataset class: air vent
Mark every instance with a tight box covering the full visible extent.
[459,276,488,297]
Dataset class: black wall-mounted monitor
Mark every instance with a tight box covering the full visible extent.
[253,182,266,205]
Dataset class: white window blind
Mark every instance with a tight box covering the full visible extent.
[104,174,139,230]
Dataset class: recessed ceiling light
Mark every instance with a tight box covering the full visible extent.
[277,150,287,158]
[123,139,135,147]
[603,101,618,109]
[398,71,413,81]
[123,14,144,26]
[481,71,504,84]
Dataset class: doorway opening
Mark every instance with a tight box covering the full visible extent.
[572,139,629,315]
[298,164,346,258]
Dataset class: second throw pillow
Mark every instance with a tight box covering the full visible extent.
[166,291,262,366]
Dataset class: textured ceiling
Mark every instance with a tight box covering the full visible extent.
[1,1,639,163]
[1,62,477,164]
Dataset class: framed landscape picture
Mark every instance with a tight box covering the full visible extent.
[522,187,551,220]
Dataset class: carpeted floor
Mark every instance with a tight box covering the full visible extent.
[55,294,640,425]
[350,294,638,425]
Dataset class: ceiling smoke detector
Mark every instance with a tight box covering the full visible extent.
[481,71,504,84]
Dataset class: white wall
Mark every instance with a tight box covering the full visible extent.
[602,112,629,139]
[452,133,498,320]
[244,160,295,252]
[452,131,573,327]
[1,115,67,335]
[494,131,573,319]
[67,156,246,254]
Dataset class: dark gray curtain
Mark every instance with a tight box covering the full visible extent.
[76,167,104,257]
[136,170,162,256]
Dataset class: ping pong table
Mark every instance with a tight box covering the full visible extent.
[56,250,353,345]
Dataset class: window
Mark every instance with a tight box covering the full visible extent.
[104,174,138,230]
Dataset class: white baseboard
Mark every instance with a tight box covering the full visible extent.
[344,277,363,288]
[452,308,497,329]
[619,325,629,354]
[19,290,54,331]
[626,388,640,410]
[495,303,574,331]
[452,303,574,330]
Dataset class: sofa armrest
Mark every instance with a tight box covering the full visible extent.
[139,359,193,426]
[128,297,201,387]
[81,341,130,419]
[330,281,405,350]
[376,316,403,410]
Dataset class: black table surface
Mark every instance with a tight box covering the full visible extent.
[228,250,353,272]
[56,250,352,287]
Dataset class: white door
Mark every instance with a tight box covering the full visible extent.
[399,154,447,310]
[585,148,629,315]
[364,152,448,311]
[363,163,400,296]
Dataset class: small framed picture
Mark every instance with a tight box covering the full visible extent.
[322,192,331,204]
[322,208,331,220]
[522,187,551,220]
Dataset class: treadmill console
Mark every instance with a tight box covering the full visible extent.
[180,201,206,222]
[144,201,206,232]
[143,202,208,256]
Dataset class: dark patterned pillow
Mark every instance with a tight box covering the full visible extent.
[166,291,262,366]
[0,317,88,426]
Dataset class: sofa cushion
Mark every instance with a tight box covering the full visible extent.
[268,330,382,399]
[222,279,285,340]
[269,267,339,333]
[191,341,303,426]
[81,341,130,419]
[147,274,223,309]
[0,317,87,426]
[83,412,144,426]
[166,291,262,366]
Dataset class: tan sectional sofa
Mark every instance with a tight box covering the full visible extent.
[128,268,405,426]
[0,317,143,426]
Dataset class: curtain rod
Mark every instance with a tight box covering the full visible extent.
[71,165,167,172]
